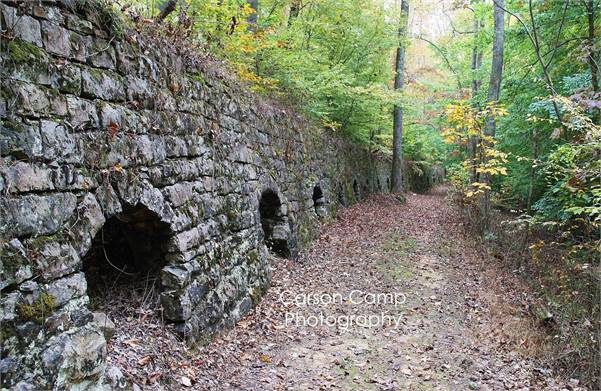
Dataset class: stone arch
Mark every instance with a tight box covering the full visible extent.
[259,189,291,257]
[312,184,326,217]
[82,203,173,323]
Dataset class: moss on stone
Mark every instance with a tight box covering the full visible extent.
[73,0,124,39]
[27,232,67,249]
[225,207,239,222]
[86,66,106,81]
[7,39,47,64]
[189,72,206,86]
[17,292,56,323]
[246,250,259,264]
[0,250,21,278]
[249,285,263,304]
[0,322,17,343]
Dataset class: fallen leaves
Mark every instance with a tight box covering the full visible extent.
[137,356,151,366]
[99,189,579,390]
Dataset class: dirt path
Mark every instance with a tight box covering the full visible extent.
[113,188,583,390]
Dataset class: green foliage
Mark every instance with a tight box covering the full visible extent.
[249,0,400,143]
[430,1,600,383]
[125,0,401,144]
[533,136,601,224]
[431,0,600,224]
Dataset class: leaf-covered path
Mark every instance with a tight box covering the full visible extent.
[111,187,581,390]
[186,187,581,390]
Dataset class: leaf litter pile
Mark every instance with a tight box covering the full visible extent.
[102,187,586,390]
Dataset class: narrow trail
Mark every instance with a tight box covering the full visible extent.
[120,187,582,390]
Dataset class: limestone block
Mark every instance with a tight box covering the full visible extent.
[67,96,98,129]
[68,193,106,256]
[161,265,192,290]
[160,290,192,321]
[32,6,65,24]
[0,160,53,193]
[8,81,50,117]
[40,120,81,164]
[81,66,125,101]
[87,38,116,69]
[2,7,42,46]
[41,21,70,56]
[44,272,87,307]
[40,326,107,384]
[163,182,194,208]
[94,182,122,217]
[91,312,115,340]
[126,76,154,109]
[0,193,77,237]
[26,237,80,281]
[0,239,32,290]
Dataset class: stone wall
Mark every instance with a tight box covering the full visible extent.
[0,1,390,388]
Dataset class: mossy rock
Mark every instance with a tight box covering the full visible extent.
[17,292,56,323]
[189,72,206,86]
[246,250,259,264]
[0,247,24,278]
[6,39,48,64]
[72,0,124,39]
[0,322,17,343]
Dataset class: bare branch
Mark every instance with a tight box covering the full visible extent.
[544,0,570,71]
[491,0,563,123]
[416,35,463,90]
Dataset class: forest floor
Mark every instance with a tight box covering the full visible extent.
[106,187,585,390]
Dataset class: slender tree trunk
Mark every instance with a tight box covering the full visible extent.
[526,128,538,212]
[586,0,600,124]
[484,0,505,138]
[281,4,291,28]
[469,17,482,183]
[482,0,505,229]
[470,19,483,96]
[492,0,564,124]
[247,0,258,31]
[158,0,178,21]
[288,1,300,26]
[527,0,563,123]
[391,0,409,193]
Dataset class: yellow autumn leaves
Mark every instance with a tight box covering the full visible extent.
[442,101,509,198]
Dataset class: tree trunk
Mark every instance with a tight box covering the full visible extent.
[158,0,178,21]
[469,17,482,183]
[470,18,483,96]
[247,0,258,31]
[481,0,505,229]
[288,1,300,26]
[391,0,409,193]
[526,128,538,212]
[485,0,505,137]
[586,0,600,124]
[483,0,505,161]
